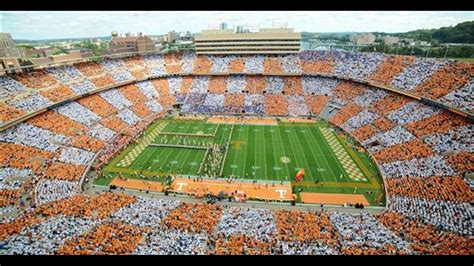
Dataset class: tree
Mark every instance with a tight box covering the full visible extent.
[16,44,35,50]
[52,46,67,55]
[395,21,474,44]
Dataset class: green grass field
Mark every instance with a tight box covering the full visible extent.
[225,124,349,181]
[98,117,386,206]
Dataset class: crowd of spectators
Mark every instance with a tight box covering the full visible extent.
[227,76,246,93]
[305,95,330,115]
[243,94,265,115]
[386,176,473,203]
[328,212,412,255]
[373,139,433,163]
[56,101,102,127]
[229,58,245,73]
[388,195,472,237]
[390,57,446,91]
[8,92,52,113]
[0,51,472,255]
[209,55,232,73]
[39,85,76,103]
[208,77,227,94]
[224,93,245,113]
[265,94,288,116]
[369,55,415,86]
[34,179,80,206]
[381,155,455,178]
[0,103,24,126]
[2,52,472,128]
[414,62,471,99]
[302,76,339,96]
[1,190,473,254]
[134,229,207,255]
[45,65,83,83]
[244,56,264,73]
[142,55,166,76]
[1,215,101,255]
[0,76,28,98]
[439,78,473,113]
[13,70,57,90]
[286,95,309,117]
[299,50,334,74]
[376,211,472,255]
[341,110,380,133]
[424,125,473,153]
[332,51,386,80]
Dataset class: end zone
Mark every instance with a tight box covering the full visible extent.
[169,177,293,202]
[300,192,369,205]
[110,177,164,192]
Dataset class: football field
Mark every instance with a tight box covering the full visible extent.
[99,117,385,205]
[225,124,362,182]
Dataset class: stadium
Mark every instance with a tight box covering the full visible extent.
[0,25,473,254]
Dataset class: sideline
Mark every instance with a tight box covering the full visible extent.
[86,183,384,214]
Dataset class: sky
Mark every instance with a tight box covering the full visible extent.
[1,11,473,40]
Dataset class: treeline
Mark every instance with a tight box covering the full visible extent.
[302,32,352,42]
[71,40,108,56]
[389,21,474,44]
[305,21,474,45]
[357,42,474,59]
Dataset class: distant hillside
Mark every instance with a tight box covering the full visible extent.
[382,21,474,44]
[301,32,353,42]
[303,21,474,44]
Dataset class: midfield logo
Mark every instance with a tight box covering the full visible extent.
[231,140,245,150]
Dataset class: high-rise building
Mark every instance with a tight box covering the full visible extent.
[0,33,22,58]
[220,22,228,30]
[167,31,179,43]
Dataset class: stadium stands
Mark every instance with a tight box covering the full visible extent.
[0,50,472,255]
